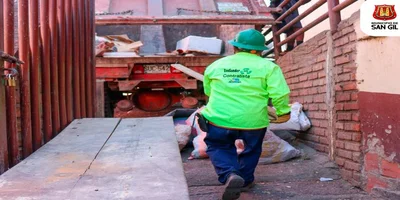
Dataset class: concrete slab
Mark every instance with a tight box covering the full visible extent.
[0,118,121,200]
[68,117,189,200]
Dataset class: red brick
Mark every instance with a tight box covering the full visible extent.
[308,104,319,111]
[337,131,352,140]
[299,89,309,96]
[342,26,355,36]
[348,32,357,42]
[302,67,312,74]
[344,160,361,171]
[337,113,352,121]
[318,38,326,46]
[381,159,400,178]
[340,168,353,181]
[309,87,318,95]
[318,71,326,78]
[309,72,319,80]
[319,120,328,128]
[291,77,300,83]
[351,93,358,101]
[344,141,361,151]
[319,104,327,111]
[313,79,326,86]
[352,152,361,162]
[304,96,313,103]
[318,86,326,93]
[366,174,388,192]
[352,113,360,122]
[291,90,299,97]
[336,122,344,130]
[316,54,326,62]
[337,73,351,82]
[303,81,313,88]
[305,134,320,143]
[344,122,361,131]
[337,93,351,102]
[342,82,358,91]
[352,132,362,142]
[337,149,353,159]
[312,127,326,136]
[344,102,359,110]
[313,94,325,103]
[335,85,343,91]
[353,172,362,183]
[336,140,345,149]
[312,63,324,71]
[335,55,351,65]
[332,31,342,40]
[299,75,308,82]
[334,48,343,57]
[335,157,345,166]
[319,137,329,145]
[334,36,350,47]
[312,47,322,55]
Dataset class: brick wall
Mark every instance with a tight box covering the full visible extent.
[277,13,362,186]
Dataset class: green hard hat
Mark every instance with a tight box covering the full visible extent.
[228,29,269,51]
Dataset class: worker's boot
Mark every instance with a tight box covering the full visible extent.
[222,174,245,200]
[241,182,256,192]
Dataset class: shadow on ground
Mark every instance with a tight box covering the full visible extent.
[181,142,383,200]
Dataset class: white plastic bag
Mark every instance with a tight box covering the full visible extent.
[269,102,311,131]
[258,129,301,164]
[185,106,209,159]
[175,125,192,151]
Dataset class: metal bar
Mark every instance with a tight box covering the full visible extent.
[72,0,81,119]
[84,0,93,117]
[272,25,281,60]
[50,0,61,135]
[57,0,67,129]
[276,0,306,22]
[79,0,86,117]
[332,0,356,12]
[0,0,3,50]
[327,0,341,32]
[95,15,276,25]
[278,0,291,8]
[276,0,327,35]
[19,0,33,158]
[0,0,9,173]
[65,0,73,122]
[90,0,96,117]
[40,0,53,143]
[29,0,41,151]
[278,12,329,47]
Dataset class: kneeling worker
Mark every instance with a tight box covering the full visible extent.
[200,29,291,200]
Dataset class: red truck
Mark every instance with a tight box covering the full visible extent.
[94,0,276,118]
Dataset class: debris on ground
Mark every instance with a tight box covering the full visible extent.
[95,34,143,57]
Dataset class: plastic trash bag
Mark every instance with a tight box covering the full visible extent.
[186,107,209,159]
[258,129,302,164]
[175,125,192,151]
[269,102,311,132]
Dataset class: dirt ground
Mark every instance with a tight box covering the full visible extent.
[181,142,384,200]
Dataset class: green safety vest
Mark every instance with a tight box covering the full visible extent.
[201,52,291,130]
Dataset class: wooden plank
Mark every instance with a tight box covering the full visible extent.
[0,118,121,199]
[68,117,190,200]
[171,64,204,81]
